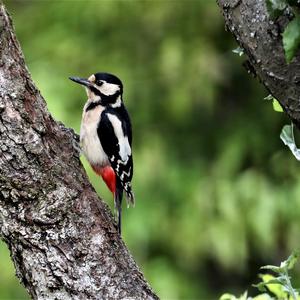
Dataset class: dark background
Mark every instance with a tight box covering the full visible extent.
[1,1,299,299]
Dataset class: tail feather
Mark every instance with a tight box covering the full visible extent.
[124,182,135,207]
[114,178,123,234]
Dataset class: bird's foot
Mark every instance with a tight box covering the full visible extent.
[72,139,82,155]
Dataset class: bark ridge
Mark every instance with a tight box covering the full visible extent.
[0,4,158,300]
[217,0,300,128]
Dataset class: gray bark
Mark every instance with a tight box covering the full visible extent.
[0,3,158,300]
[217,0,300,129]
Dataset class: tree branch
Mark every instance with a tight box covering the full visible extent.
[217,0,300,129]
[0,3,158,300]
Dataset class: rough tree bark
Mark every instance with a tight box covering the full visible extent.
[217,0,300,129]
[0,4,158,300]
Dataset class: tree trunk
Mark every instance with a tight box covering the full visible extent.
[217,0,300,129]
[0,3,158,300]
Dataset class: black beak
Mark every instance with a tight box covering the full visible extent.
[69,76,93,88]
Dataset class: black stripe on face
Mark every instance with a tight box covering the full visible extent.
[90,86,121,106]
[90,86,101,96]
[85,101,101,112]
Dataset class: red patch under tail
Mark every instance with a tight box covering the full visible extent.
[91,165,116,194]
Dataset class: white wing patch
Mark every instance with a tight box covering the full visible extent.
[107,113,131,162]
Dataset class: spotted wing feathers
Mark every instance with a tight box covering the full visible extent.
[98,107,134,206]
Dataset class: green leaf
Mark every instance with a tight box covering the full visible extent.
[219,291,249,300]
[264,94,283,112]
[264,94,274,101]
[280,124,300,160]
[272,99,283,112]
[285,251,299,270]
[283,15,300,63]
[232,47,244,56]
[254,282,268,292]
[239,291,248,300]
[220,294,236,300]
[252,294,274,300]
[266,0,287,19]
[261,265,284,273]
[262,274,288,297]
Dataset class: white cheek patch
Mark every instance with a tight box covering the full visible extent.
[99,82,120,96]
[107,113,131,162]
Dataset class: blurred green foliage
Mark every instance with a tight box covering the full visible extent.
[2,0,300,299]
[222,251,300,299]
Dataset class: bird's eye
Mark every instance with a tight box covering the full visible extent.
[97,80,103,86]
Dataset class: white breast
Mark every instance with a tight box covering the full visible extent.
[80,103,109,167]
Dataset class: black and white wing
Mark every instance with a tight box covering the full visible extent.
[97,106,134,205]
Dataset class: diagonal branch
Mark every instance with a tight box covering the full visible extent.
[217,0,300,129]
[0,3,158,300]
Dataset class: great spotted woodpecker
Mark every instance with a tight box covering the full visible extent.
[69,72,134,234]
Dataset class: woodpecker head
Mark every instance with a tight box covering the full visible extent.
[69,72,123,107]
